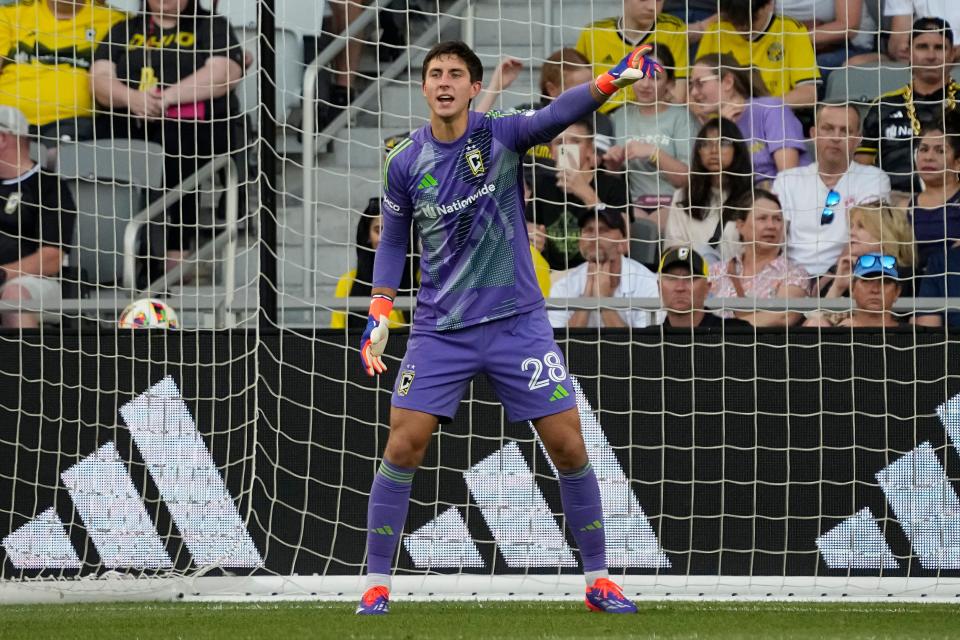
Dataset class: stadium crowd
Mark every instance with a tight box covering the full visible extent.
[0,0,245,325]
[0,0,956,330]
[344,0,960,330]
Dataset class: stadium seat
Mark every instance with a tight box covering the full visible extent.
[57,140,164,289]
[234,27,305,128]
[218,0,327,35]
[824,62,911,106]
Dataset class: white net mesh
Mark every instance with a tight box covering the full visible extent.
[0,0,960,602]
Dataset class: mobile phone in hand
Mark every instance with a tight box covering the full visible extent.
[556,143,580,171]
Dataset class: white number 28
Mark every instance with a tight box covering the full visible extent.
[521,351,567,390]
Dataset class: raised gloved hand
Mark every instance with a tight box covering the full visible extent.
[360,294,394,376]
[594,44,664,97]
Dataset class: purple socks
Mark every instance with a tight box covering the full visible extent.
[558,462,607,575]
[365,459,607,585]
[365,460,415,583]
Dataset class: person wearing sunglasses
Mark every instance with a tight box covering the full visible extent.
[804,253,905,327]
[688,53,809,183]
[773,102,891,277]
[818,201,915,299]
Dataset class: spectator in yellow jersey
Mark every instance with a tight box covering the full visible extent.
[575,0,689,111]
[0,0,126,141]
[695,0,820,109]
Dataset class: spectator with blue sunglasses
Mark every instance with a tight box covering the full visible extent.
[774,102,891,276]
[805,253,905,327]
[818,201,915,299]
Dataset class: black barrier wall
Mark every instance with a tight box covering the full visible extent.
[1,330,959,579]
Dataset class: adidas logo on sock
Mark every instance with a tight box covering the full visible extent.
[373,525,395,536]
[580,519,603,532]
[549,383,570,402]
[417,173,439,190]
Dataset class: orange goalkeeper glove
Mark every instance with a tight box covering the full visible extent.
[594,44,664,97]
[360,294,394,376]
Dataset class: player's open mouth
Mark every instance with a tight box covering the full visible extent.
[437,95,455,104]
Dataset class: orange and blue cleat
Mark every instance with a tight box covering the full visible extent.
[584,578,638,613]
[356,585,390,615]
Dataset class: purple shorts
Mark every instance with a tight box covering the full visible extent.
[392,308,576,423]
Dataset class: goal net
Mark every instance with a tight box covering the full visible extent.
[1,0,960,603]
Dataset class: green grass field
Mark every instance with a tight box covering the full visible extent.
[2,601,959,639]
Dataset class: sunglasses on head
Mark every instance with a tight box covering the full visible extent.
[821,190,841,225]
[856,254,897,271]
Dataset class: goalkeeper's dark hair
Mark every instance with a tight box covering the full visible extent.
[683,117,753,221]
[422,41,484,84]
[718,0,773,30]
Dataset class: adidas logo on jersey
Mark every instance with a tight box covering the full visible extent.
[1,377,262,571]
[549,383,570,402]
[417,173,439,190]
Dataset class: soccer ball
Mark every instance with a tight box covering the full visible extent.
[118,298,179,329]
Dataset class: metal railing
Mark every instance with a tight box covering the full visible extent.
[7,295,959,328]
[304,295,960,328]
[122,156,240,327]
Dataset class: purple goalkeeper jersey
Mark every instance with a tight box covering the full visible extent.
[374,83,600,331]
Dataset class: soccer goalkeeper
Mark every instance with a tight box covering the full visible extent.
[356,40,662,615]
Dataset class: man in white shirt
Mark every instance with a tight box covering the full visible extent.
[773,102,891,276]
[548,207,659,328]
[887,3,960,61]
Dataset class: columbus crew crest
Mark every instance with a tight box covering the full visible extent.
[465,149,485,177]
[767,42,784,62]
[398,371,416,397]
